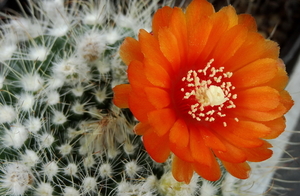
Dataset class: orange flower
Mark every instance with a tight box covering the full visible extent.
[113,0,294,183]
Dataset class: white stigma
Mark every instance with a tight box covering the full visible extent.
[205,85,228,106]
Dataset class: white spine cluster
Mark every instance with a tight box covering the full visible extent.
[0,105,17,124]
[157,172,199,196]
[0,163,33,196]
[3,124,28,149]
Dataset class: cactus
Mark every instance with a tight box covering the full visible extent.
[0,0,295,196]
[0,1,204,195]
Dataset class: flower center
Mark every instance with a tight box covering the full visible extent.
[179,59,238,127]
[195,85,228,107]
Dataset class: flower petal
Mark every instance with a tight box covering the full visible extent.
[196,8,229,62]
[172,155,194,184]
[128,60,153,91]
[238,14,257,32]
[112,84,131,108]
[158,27,181,72]
[187,16,212,65]
[225,32,279,72]
[192,158,221,181]
[170,142,194,162]
[212,124,264,148]
[189,126,214,166]
[120,37,144,65]
[280,90,294,112]
[129,92,155,122]
[169,118,189,148]
[134,122,152,135]
[199,126,226,151]
[185,0,214,28]
[235,86,280,112]
[218,5,238,29]
[232,58,279,89]
[211,24,248,65]
[152,6,173,37]
[265,64,289,90]
[168,7,188,70]
[143,131,170,163]
[148,108,176,136]
[144,60,171,88]
[240,140,273,162]
[139,29,172,88]
[221,161,251,179]
[232,103,287,122]
[226,120,271,139]
[262,117,286,139]
[213,137,247,163]
[145,87,171,109]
